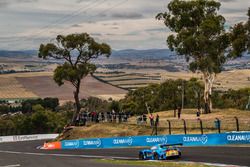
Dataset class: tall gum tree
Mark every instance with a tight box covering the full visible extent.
[38,33,111,124]
[156,0,249,113]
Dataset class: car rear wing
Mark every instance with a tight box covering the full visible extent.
[162,143,183,146]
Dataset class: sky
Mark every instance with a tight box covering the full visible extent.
[0,0,249,50]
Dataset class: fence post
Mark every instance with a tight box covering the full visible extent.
[182,119,187,134]
[215,118,221,133]
[199,118,203,134]
[234,116,239,131]
[167,120,171,135]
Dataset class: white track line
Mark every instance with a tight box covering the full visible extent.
[0,150,133,160]
[0,165,21,167]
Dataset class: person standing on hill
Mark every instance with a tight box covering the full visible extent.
[149,113,154,127]
[155,114,159,126]
[177,106,181,119]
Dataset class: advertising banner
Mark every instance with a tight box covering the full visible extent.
[60,132,250,149]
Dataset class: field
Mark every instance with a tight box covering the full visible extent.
[0,74,38,99]
[0,68,249,102]
[94,69,250,90]
[0,72,127,102]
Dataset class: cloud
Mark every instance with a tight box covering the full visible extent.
[71,24,82,27]
[111,12,144,19]
[0,1,8,8]
[90,33,102,37]
[75,0,87,3]
[0,0,38,6]
[0,0,249,50]
[219,0,237,2]
[145,28,166,32]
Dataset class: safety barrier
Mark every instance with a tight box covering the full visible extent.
[43,131,250,149]
[0,134,59,143]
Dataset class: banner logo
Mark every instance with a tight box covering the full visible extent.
[227,134,250,142]
[64,140,79,148]
[83,139,102,147]
[113,137,133,145]
[146,136,168,144]
[183,135,208,144]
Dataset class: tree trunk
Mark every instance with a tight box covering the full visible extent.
[203,72,215,114]
[71,79,81,125]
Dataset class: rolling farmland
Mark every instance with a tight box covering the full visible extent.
[0,72,127,101]
[94,69,250,91]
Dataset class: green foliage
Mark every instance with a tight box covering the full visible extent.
[80,97,109,113]
[38,33,111,124]
[121,79,204,114]
[156,0,249,113]
[109,100,121,112]
[53,62,96,87]
[0,105,10,114]
[121,79,250,115]
[32,104,45,112]
[21,98,59,113]
[213,88,250,110]
[0,108,69,134]
[156,0,248,74]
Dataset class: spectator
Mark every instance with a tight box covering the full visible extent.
[177,106,181,119]
[118,112,122,123]
[101,112,105,122]
[123,113,127,122]
[143,114,147,124]
[196,108,201,118]
[149,113,154,127]
[155,114,159,126]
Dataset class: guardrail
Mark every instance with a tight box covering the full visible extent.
[43,131,250,149]
[0,134,59,143]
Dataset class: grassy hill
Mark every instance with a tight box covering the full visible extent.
[57,108,250,140]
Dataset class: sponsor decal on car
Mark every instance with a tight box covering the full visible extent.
[113,137,133,145]
[183,135,208,144]
[83,138,102,147]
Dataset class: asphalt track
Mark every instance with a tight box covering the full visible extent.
[0,140,249,167]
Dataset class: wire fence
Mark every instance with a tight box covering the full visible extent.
[0,116,249,137]
[148,117,250,135]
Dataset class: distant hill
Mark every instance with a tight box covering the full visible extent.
[0,50,37,58]
[111,49,176,60]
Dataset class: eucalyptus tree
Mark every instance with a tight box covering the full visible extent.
[157,0,249,113]
[38,33,111,124]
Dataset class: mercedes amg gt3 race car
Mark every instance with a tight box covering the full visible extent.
[139,143,182,160]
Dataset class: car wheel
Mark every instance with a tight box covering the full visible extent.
[154,153,159,160]
[139,153,144,160]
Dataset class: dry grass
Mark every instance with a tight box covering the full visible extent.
[58,108,250,140]
[57,123,169,140]
[128,108,250,134]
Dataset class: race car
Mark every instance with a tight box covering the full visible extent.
[138,143,182,160]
